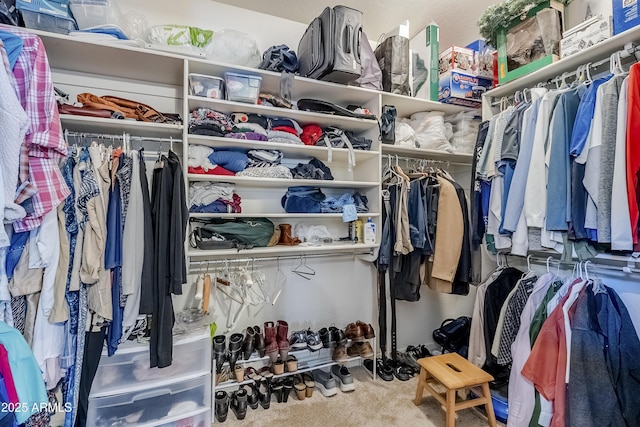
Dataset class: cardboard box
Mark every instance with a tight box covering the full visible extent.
[438,46,474,76]
[613,0,640,35]
[496,1,564,84]
[438,70,492,108]
[410,23,439,101]
[561,16,611,58]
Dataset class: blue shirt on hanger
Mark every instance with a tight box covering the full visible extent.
[569,74,613,157]
[0,31,23,70]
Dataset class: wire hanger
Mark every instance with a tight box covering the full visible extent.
[292,255,315,280]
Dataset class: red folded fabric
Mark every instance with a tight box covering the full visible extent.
[272,126,299,136]
[188,166,236,176]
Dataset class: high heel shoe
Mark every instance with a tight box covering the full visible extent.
[258,379,271,409]
[282,377,294,403]
[272,379,284,403]
[302,372,315,398]
[245,383,259,410]
[293,374,306,400]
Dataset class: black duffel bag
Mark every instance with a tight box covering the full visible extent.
[432,316,471,357]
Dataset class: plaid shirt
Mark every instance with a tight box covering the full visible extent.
[496,275,538,365]
[1,26,70,231]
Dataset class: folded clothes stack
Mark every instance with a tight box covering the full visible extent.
[281,187,368,214]
[321,192,368,214]
[189,182,241,214]
[290,157,334,180]
[188,108,371,150]
[188,145,236,175]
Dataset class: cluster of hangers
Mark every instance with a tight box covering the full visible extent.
[493,42,640,110]
[63,129,181,157]
[382,154,450,183]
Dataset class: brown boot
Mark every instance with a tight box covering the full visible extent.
[278,224,301,246]
[345,323,364,342]
[356,321,375,339]
[333,343,348,363]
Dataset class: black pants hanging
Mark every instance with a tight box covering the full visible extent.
[75,326,106,427]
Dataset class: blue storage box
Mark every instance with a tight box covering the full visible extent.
[613,0,640,35]
[438,70,492,109]
[471,388,508,423]
[17,0,77,34]
[224,72,262,104]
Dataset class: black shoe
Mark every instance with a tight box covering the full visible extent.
[242,327,256,360]
[330,326,347,346]
[364,358,394,382]
[213,335,227,374]
[282,377,294,403]
[386,359,412,381]
[245,383,259,410]
[228,333,244,374]
[319,327,334,348]
[272,379,284,403]
[230,388,248,420]
[215,391,229,422]
[258,380,271,409]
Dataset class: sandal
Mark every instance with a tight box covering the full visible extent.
[245,367,262,382]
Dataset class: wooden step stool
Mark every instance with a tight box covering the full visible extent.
[413,353,497,427]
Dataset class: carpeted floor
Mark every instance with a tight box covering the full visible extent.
[220,367,506,427]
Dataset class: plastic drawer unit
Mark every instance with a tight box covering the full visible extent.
[87,374,211,427]
[90,328,211,396]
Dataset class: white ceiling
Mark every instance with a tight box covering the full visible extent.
[214,0,499,48]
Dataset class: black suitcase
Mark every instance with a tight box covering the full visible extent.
[298,5,362,84]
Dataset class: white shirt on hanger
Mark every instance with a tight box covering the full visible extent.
[611,77,633,250]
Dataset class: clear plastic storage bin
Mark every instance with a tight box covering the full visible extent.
[90,328,210,397]
[87,374,211,427]
[69,2,121,29]
[21,11,76,34]
[224,71,262,104]
[188,73,225,99]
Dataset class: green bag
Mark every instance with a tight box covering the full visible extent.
[191,218,275,250]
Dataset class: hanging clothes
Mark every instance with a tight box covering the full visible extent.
[149,151,187,368]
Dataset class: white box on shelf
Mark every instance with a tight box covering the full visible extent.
[560,15,611,59]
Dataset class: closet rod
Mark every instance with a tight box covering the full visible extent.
[188,251,371,267]
[505,253,640,274]
[383,155,453,168]
[489,43,640,107]
[64,130,182,143]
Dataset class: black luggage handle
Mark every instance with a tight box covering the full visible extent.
[345,25,353,54]
[354,25,362,64]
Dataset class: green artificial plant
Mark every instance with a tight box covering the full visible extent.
[478,0,573,48]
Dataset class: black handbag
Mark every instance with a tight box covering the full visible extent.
[432,316,471,357]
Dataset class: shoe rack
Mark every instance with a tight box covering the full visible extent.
[214,337,377,390]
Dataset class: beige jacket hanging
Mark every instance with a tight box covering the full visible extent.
[425,175,464,293]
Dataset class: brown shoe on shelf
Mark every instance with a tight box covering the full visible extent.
[293,375,306,400]
[356,320,375,339]
[286,355,298,372]
[234,365,245,382]
[333,343,349,363]
[273,360,285,375]
[302,373,315,397]
[344,322,364,342]
[278,224,301,246]
[347,341,375,359]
